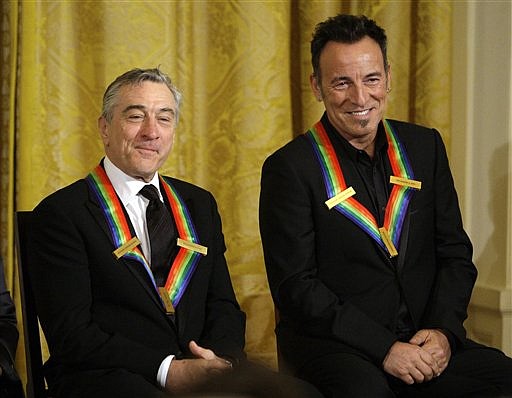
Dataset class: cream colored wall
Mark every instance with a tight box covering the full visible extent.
[451,1,512,356]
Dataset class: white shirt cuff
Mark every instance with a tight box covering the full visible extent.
[157,355,174,388]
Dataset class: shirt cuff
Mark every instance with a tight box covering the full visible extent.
[157,355,174,388]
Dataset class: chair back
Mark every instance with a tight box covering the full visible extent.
[15,211,48,398]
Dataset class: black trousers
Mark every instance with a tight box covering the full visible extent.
[191,360,323,398]
[0,376,24,398]
[50,368,169,398]
[297,342,512,398]
[50,360,323,398]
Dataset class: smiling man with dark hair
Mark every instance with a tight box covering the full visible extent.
[260,14,512,398]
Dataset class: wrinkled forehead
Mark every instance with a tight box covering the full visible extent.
[114,82,176,110]
[318,38,387,76]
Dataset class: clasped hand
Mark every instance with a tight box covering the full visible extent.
[382,329,451,385]
[165,340,233,394]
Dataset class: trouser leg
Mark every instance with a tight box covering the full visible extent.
[297,352,396,398]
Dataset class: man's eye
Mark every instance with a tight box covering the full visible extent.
[365,78,380,86]
[128,114,144,120]
[334,81,348,89]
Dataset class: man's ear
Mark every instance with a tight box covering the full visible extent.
[98,116,109,146]
[310,73,323,102]
[386,64,392,92]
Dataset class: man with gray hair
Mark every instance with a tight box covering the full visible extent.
[29,68,245,397]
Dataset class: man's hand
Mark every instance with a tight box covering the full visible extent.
[382,341,440,385]
[409,329,451,376]
[165,341,233,394]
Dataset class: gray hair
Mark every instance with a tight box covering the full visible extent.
[101,67,182,123]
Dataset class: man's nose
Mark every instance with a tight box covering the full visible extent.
[142,117,158,137]
[348,83,368,106]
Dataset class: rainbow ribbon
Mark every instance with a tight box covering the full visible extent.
[306,119,420,257]
[87,166,149,268]
[86,164,204,309]
[159,177,202,306]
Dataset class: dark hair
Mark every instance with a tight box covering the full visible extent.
[311,14,388,80]
[101,67,182,123]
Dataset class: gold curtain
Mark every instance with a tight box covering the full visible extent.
[0,0,452,386]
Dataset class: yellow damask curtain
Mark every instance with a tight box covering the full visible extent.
[0,0,452,386]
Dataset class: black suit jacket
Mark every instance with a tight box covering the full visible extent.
[259,115,477,372]
[29,173,246,391]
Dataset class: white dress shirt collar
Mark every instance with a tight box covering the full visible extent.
[103,156,162,205]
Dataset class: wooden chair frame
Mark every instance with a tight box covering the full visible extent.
[15,211,48,398]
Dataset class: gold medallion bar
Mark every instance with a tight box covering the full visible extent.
[177,238,208,255]
[159,287,175,314]
[325,186,356,210]
[379,227,398,258]
[112,237,141,259]
[390,176,422,190]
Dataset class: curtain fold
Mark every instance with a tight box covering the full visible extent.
[1,0,17,294]
[1,0,24,383]
[0,0,453,386]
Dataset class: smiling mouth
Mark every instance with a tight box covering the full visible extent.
[348,109,371,116]
[136,147,159,155]
[137,147,158,159]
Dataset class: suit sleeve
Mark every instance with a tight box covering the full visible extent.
[30,199,166,383]
[420,129,477,344]
[259,148,397,364]
[196,192,246,361]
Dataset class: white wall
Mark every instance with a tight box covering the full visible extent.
[452,0,512,356]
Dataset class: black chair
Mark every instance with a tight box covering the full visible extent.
[15,211,48,398]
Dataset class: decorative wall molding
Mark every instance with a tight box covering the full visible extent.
[467,285,512,356]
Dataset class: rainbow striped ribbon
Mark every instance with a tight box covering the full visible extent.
[87,165,150,268]
[86,164,204,309]
[306,119,420,257]
[159,177,202,306]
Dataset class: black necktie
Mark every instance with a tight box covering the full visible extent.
[139,184,175,285]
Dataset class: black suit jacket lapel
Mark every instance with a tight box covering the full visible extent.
[396,211,411,273]
[85,191,168,315]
